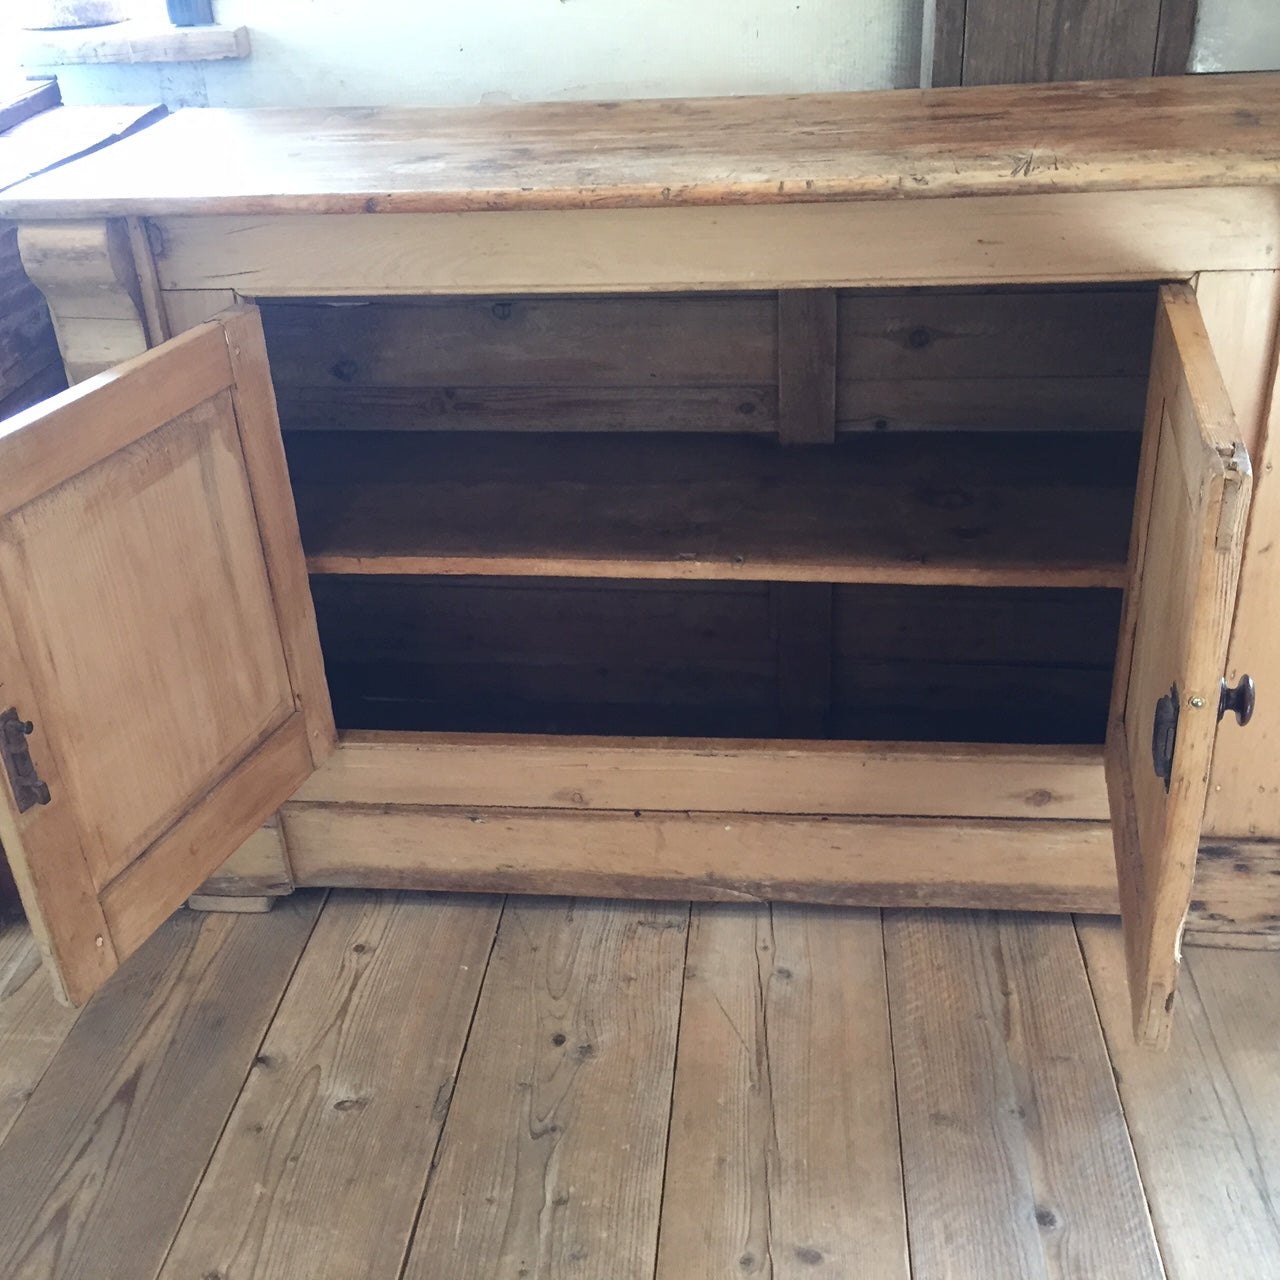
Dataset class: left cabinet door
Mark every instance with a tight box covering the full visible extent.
[0,306,335,1004]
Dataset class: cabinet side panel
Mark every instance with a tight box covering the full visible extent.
[1199,270,1280,837]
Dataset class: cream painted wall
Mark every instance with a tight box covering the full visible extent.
[10,0,1278,109]
[35,0,926,107]
[1192,0,1280,72]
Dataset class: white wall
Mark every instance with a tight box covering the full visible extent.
[38,0,926,108]
[1192,0,1280,72]
[12,0,1278,110]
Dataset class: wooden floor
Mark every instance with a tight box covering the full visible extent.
[1,891,1277,1279]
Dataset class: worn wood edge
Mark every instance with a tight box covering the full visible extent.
[282,806,1120,912]
[186,893,274,914]
[6,74,1280,218]
[304,553,1128,589]
[291,732,1112,821]
[219,305,337,769]
[148,188,1280,295]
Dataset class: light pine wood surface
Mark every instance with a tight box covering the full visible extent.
[1,893,1278,1278]
[0,74,1276,218]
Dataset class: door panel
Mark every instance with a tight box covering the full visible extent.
[0,307,334,1005]
[1107,284,1252,1048]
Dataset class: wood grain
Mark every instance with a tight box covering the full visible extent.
[0,893,323,1280]
[0,919,78,1145]
[193,816,294,900]
[402,898,686,1280]
[282,806,1120,914]
[963,0,1171,85]
[1106,284,1252,1046]
[291,431,1134,587]
[1186,839,1280,944]
[262,292,777,435]
[0,310,330,1005]
[835,286,1154,432]
[158,891,501,1280]
[291,733,1112,821]
[144,188,1280,297]
[658,904,908,1277]
[2,74,1275,217]
[222,305,337,768]
[16,219,151,382]
[1079,917,1280,1279]
[887,910,1162,1278]
[777,290,836,444]
[1199,271,1280,839]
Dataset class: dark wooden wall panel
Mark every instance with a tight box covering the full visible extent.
[932,0,1198,87]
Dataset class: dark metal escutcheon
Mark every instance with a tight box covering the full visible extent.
[1151,684,1179,792]
[1219,674,1256,726]
[1,708,51,813]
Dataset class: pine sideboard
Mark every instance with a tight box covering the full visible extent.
[1,73,1279,1045]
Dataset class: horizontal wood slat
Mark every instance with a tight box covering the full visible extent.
[291,431,1135,587]
[143,190,1280,296]
[283,805,1119,913]
[289,732,1112,821]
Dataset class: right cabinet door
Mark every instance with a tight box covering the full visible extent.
[1108,283,1253,1048]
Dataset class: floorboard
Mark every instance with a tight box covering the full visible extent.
[1080,917,1280,1280]
[0,919,79,1145]
[656,903,907,1278]
[885,910,1162,1280]
[3,893,1280,1278]
[157,891,502,1280]
[402,897,688,1280]
[0,894,323,1280]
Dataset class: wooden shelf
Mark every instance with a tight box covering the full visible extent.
[288,432,1136,588]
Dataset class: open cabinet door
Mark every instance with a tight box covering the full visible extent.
[1108,284,1252,1048]
[0,307,334,1005]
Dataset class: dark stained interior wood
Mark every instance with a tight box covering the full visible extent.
[931,0,1199,87]
[312,575,1122,744]
[263,286,1155,438]
[288,430,1138,586]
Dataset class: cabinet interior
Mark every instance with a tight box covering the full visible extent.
[260,284,1156,746]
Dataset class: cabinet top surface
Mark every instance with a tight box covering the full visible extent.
[1,73,1278,220]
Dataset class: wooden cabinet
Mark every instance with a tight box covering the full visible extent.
[0,74,1277,1046]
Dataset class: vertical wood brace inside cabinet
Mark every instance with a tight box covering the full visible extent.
[777,289,837,445]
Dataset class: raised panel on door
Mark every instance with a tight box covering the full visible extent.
[1107,284,1253,1048]
[0,306,334,1005]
